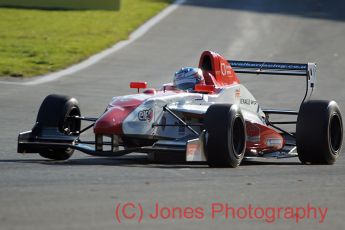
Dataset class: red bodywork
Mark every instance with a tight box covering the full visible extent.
[246,121,285,153]
[199,50,284,153]
[94,50,284,154]
[94,98,143,135]
[198,50,239,87]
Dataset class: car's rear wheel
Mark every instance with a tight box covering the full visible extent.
[204,104,246,168]
[37,94,81,160]
[296,100,343,164]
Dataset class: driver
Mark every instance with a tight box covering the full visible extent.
[173,67,205,92]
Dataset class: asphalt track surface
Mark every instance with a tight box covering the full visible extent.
[1,0,345,229]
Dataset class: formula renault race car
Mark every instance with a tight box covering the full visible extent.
[18,51,343,167]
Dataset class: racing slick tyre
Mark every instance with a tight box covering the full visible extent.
[37,94,81,160]
[204,104,246,168]
[296,100,343,164]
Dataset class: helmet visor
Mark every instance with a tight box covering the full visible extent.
[175,82,196,91]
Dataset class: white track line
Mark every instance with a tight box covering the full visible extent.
[0,0,186,86]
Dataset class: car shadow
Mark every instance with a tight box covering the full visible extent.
[0,155,302,168]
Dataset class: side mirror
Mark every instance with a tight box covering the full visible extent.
[130,82,147,93]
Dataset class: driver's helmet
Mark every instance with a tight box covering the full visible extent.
[173,67,205,91]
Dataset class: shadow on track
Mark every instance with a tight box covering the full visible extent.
[185,0,345,22]
[0,155,302,168]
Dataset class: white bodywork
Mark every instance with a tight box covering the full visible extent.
[120,84,265,140]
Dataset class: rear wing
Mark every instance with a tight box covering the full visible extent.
[228,60,317,103]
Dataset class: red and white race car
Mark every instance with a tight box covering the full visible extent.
[18,51,343,167]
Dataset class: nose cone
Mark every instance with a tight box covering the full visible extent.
[94,97,145,135]
[94,107,132,135]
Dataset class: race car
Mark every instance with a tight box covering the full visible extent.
[17,50,343,167]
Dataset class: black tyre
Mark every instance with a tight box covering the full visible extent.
[37,94,81,160]
[296,100,343,164]
[204,104,246,168]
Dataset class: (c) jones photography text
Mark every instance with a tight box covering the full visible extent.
[115,202,328,224]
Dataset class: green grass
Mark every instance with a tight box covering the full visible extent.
[0,0,172,77]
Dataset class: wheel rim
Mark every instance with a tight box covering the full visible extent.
[63,108,80,135]
[329,113,342,153]
[232,116,245,156]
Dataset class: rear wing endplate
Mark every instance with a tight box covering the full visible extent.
[228,60,316,102]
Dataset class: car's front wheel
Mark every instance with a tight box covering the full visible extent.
[36,94,81,160]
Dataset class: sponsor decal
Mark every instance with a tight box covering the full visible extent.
[247,136,260,143]
[138,108,153,121]
[235,89,241,100]
[265,138,283,147]
[240,98,257,106]
[230,61,307,70]
[235,89,241,104]
[186,142,199,159]
[221,63,227,76]
[220,63,232,76]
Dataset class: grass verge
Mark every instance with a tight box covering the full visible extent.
[0,0,172,77]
